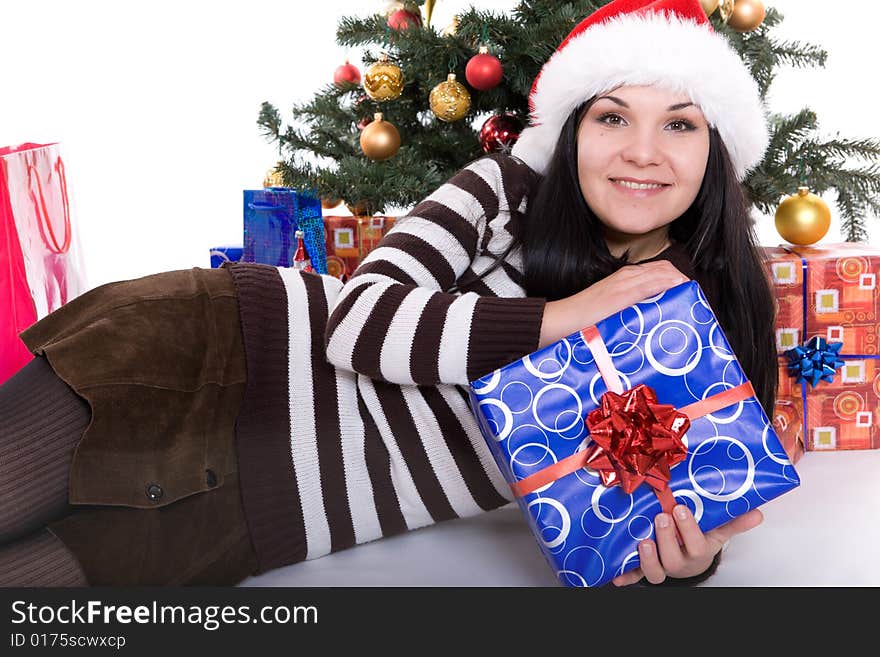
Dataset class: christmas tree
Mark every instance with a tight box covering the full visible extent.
[258,0,880,242]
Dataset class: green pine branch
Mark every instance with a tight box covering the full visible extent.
[258,1,879,241]
[747,104,880,242]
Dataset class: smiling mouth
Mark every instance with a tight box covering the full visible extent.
[609,179,671,195]
[610,178,671,188]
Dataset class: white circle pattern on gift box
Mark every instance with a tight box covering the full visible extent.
[500,380,534,414]
[469,282,800,588]
[532,383,583,433]
[524,338,573,379]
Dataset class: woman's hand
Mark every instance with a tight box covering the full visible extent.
[539,261,691,349]
[611,504,764,586]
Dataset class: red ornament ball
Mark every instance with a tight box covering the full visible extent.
[465,47,503,91]
[357,115,374,131]
[387,9,421,30]
[479,113,523,154]
[333,60,361,86]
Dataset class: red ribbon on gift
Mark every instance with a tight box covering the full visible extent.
[510,324,757,515]
[582,382,690,514]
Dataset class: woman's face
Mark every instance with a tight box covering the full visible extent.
[576,84,711,251]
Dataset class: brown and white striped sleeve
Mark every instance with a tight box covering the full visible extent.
[323,155,547,387]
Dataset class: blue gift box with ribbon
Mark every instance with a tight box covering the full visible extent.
[467,280,801,587]
[242,188,327,273]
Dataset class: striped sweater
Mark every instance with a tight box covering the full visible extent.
[223,153,710,575]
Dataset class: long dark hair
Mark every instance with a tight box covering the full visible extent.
[517,98,778,418]
[464,97,778,418]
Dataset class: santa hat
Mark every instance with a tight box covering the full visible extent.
[511,0,769,182]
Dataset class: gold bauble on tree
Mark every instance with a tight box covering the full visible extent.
[699,0,719,16]
[429,73,471,122]
[715,0,735,22]
[364,53,404,102]
[774,186,832,246]
[321,198,341,210]
[726,0,765,32]
[360,112,401,161]
[263,161,285,188]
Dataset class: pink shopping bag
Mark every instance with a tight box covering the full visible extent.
[0,142,87,384]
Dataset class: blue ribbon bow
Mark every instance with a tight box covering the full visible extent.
[784,336,845,388]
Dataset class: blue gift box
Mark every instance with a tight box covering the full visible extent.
[467,280,801,587]
[209,245,243,268]
[242,188,327,273]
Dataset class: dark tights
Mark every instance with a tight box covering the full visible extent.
[0,356,90,586]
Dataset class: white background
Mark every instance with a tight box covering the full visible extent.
[1,0,877,290]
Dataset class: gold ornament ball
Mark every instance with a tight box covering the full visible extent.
[429,74,471,123]
[360,112,401,161]
[321,198,342,210]
[726,0,765,32]
[364,54,404,102]
[774,186,831,246]
[263,162,285,188]
[699,0,719,16]
[717,0,735,22]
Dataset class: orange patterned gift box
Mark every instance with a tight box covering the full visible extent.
[322,216,397,281]
[762,243,880,452]
[358,215,396,257]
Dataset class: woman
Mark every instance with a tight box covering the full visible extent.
[0,0,776,588]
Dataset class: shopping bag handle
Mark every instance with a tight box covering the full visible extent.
[27,155,71,254]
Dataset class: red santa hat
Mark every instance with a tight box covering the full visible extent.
[511,0,769,182]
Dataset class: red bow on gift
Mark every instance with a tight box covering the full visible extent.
[509,325,756,516]
[583,383,690,513]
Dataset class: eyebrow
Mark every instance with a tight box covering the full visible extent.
[596,95,694,111]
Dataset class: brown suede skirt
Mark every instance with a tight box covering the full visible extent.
[18,267,259,585]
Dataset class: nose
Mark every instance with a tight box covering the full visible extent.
[620,126,665,168]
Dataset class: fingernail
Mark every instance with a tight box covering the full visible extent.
[639,541,652,554]
[656,513,670,528]
[674,505,688,520]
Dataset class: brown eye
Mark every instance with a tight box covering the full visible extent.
[597,113,624,125]
[668,119,696,131]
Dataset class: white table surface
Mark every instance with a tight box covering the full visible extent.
[239,449,880,587]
